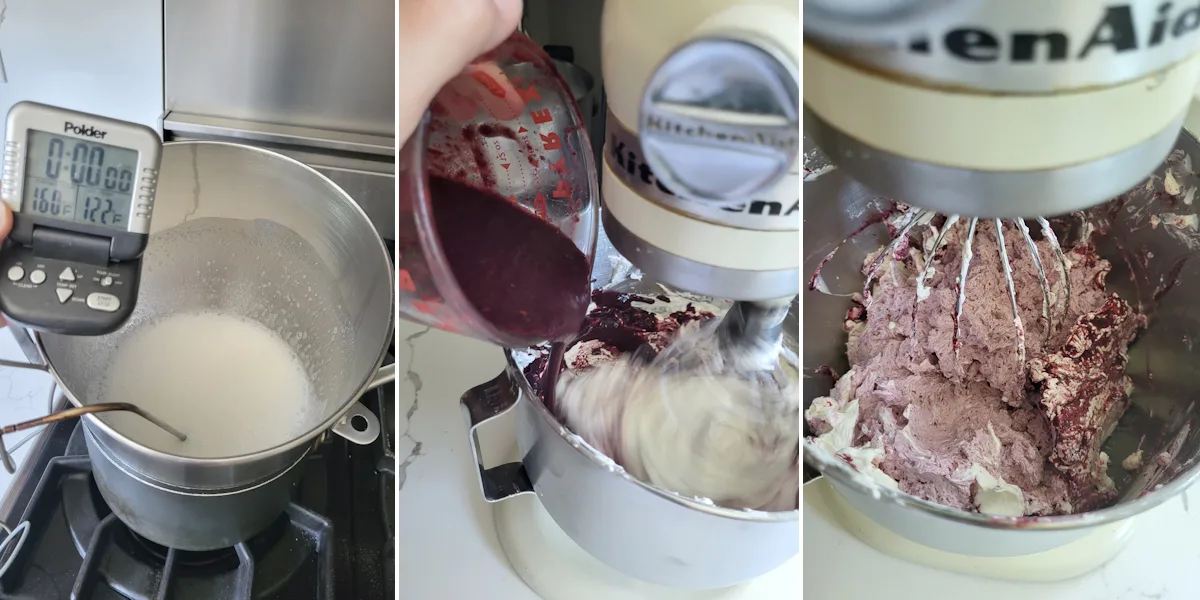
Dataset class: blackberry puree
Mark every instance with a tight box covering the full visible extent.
[524,290,715,412]
[428,176,590,343]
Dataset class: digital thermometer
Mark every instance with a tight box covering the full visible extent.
[0,102,161,335]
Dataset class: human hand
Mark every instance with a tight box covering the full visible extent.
[0,203,11,327]
[398,0,524,147]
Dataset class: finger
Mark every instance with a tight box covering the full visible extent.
[398,0,523,145]
[479,0,523,55]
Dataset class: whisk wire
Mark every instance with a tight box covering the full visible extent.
[912,215,958,337]
[863,209,931,301]
[1037,216,1073,318]
[1014,218,1054,343]
[994,219,1027,366]
[952,217,979,359]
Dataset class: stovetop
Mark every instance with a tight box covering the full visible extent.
[0,373,395,600]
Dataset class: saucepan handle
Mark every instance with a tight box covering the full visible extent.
[329,363,396,445]
[460,372,534,502]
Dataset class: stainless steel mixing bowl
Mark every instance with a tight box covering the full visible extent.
[803,132,1200,556]
[462,261,800,589]
[13,142,394,550]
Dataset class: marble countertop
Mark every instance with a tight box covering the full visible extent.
[393,319,542,598]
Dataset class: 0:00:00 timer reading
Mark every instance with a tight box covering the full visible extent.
[29,137,134,227]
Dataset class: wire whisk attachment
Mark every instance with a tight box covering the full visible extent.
[864,212,1072,368]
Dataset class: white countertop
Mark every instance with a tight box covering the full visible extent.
[804,477,1200,600]
[392,317,1200,600]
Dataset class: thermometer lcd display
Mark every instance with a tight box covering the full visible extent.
[21,129,138,230]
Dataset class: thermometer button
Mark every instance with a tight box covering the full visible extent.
[59,267,76,282]
[56,289,73,304]
[29,270,46,285]
[86,293,120,313]
[6,266,23,282]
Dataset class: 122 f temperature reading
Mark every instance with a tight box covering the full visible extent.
[80,196,121,226]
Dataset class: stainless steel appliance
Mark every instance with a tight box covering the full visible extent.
[0,0,394,240]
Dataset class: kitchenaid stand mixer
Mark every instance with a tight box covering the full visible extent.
[802,0,1200,583]
[804,2,1200,320]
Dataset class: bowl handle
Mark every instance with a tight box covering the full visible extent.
[330,363,395,445]
[460,372,534,502]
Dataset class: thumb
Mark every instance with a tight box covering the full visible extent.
[0,202,11,241]
[0,203,9,327]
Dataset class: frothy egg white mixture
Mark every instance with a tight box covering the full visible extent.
[98,311,321,458]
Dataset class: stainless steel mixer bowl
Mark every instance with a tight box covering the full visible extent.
[462,265,800,589]
[803,131,1200,556]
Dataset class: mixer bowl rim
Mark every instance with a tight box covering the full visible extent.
[42,140,397,468]
[802,435,1200,530]
[503,350,799,522]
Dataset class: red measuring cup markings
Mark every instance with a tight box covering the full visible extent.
[397,33,599,347]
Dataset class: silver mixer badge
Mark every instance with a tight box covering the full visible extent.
[638,36,799,206]
[607,111,798,232]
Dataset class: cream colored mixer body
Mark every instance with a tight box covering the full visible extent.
[805,0,1200,218]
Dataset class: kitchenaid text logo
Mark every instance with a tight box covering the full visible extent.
[643,115,796,152]
[910,3,1200,63]
[610,136,798,218]
[63,122,107,139]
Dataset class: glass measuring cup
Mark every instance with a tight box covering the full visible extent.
[397,33,600,347]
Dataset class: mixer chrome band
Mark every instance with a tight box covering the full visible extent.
[805,108,1189,219]
[600,209,798,302]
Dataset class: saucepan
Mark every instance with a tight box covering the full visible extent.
[0,142,394,551]
[803,130,1200,557]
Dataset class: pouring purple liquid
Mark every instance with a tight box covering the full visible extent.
[427,176,591,345]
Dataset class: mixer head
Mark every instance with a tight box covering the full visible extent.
[599,0,800,303]
[803,0,1200,219]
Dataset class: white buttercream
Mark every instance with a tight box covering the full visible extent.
[806,371,900,490]
[969,465,1026,517]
